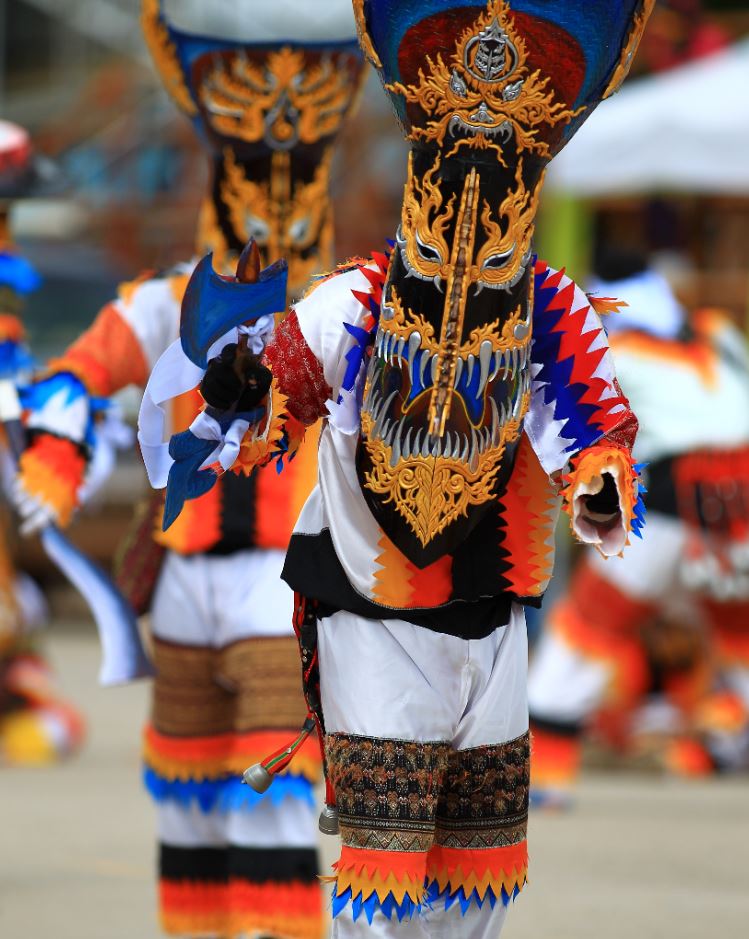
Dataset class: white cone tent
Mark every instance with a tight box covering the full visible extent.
[547,40,749,196]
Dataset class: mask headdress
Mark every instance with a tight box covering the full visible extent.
[141,0,367,296]
[355,0,654,566]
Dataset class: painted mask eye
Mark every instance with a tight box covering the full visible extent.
[288,215,311,245]
[415,232,443,265]
[480,246,514,272]
[244,213,270,242]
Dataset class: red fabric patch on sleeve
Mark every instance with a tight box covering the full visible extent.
[265,312,331,427]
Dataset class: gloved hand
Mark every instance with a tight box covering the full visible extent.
[13,373,92,534]
[200,343,272,412]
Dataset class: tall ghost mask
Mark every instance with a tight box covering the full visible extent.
[354,0,653,567]
[142,0,366,297]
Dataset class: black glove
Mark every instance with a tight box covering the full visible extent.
[582,472,619,517]
[200,343,272,411]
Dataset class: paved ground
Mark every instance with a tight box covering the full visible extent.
[1,627,748,939]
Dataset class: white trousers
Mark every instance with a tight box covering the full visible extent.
[150,548,316,853]
[318,606,528,939]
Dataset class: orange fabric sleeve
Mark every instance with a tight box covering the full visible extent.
[47,302,148,396]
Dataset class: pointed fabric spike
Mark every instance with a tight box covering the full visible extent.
[587,294,628,317]
[444,888,458,911]
[395,896,415,922]
[331,886,352,919]
[351,289,372,308]
[352,892,365,922]
[359,266,384,290]
[371,250,390,272]
[458,889,472,916]
[369,893,386,924]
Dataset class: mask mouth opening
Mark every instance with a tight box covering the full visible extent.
[364,333,531,470]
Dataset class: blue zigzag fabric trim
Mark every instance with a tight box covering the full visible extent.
[532,265,609,455]
[331,886,418,924]
[631,462,648,539]
[330,879,520,923]
[424,879,520,914]
[143,767,315,813]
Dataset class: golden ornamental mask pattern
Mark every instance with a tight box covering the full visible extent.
[387,1,582,163]
[140,1,365,300]
[353,0,652,566]
[198,47,362,149]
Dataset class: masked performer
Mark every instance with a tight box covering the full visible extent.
[144,2,653,935]
[0,121,86,766]
[528,253,749,805]
[13,3,365,936]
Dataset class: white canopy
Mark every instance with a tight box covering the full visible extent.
[547,40,749,196]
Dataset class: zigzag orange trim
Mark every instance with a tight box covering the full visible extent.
[232,384,294,475]
[408,554,453,607]
[372,531,414,607]
[561,443,639,550]
[143,725,321,783]
[425,842,528,900]
[327,847,427,906]
[499,435,559,596]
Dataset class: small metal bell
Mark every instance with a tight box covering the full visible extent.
[318,804,340,836]
[242,763,273,794]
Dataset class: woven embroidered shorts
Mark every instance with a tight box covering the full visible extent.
[317,607,530,922]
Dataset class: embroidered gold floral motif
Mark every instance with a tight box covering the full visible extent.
[361,397,528,547]
[603,0,656,98]
[141,0,197,116]
[475,163,544,289]
[387,0,580,163]
[200,47,358,147]
[218,148,334,293]
[398,153,543,292]
[399,154,457,287]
